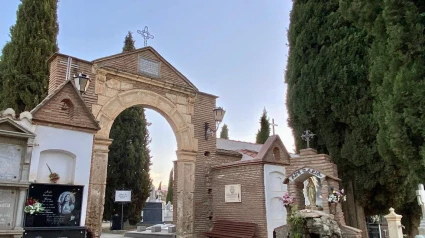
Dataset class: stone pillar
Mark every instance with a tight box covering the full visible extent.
[85,137,112,238]
[14,187,27,230]
[175,150,196,238]
[384,208,403,238]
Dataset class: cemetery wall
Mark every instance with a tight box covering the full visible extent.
[264,164,287,238]
[29,125,94,226]
[212,163,267,238]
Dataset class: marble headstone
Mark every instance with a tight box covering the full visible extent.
[0,144,23,181]
[0,188,17,230]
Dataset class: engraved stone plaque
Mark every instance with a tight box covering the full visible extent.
[225,184,241,203]
[0,188,16,230]
[0,143,22,181]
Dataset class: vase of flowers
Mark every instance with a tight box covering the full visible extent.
[46,163,60,183]
[328,188,346,215]
[281,193,295,217]
[24,197,45,227]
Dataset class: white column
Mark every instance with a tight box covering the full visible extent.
[384,208,403,238]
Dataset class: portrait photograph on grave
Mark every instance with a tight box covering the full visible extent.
[24,183,83,228]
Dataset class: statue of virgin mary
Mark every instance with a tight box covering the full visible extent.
[306,177,317,207]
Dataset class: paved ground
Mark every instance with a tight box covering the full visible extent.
[100,233,125,238]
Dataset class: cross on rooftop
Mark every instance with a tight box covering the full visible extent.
[271,119,278,135]
[137,26,154,47]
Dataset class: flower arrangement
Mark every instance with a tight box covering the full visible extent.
[281,193,295,207]
[24,198,44,214]
[328,188,346,203]
[46,163,60,183]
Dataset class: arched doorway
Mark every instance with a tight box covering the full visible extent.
[48,47,218,238]
[85,67,202,237]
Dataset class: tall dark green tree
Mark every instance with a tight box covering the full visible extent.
[256,108,270,144]
[340,0,425,233]
[220,124,229,139]
[122,31,136,52]
[166,168,173,204]
[0,0,59,112]
[285,0,382,232]
[103,33,152,225]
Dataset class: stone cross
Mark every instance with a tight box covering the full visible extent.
[271,119,278,135]
[301,130,315,148]
[137,26,154,47]
[417,184,425,235]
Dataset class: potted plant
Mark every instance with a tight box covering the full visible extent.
[328,188,346,214]
[46,163,60,183]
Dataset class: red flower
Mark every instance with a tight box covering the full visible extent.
[26,198,38,206]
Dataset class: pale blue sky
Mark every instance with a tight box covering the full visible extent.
[0,0,294,186]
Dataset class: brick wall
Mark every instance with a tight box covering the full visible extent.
[48,54,97,109]
[192,93,217,236]
[211,164,267,238]
[215,152,242,164]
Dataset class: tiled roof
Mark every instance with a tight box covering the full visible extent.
[237,149,258,158]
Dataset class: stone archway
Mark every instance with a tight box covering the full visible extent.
[86,82,198,236]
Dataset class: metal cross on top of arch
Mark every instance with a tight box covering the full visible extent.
[301,130,315,148]
[137,26,154,47]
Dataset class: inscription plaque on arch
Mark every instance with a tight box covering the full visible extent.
[0,188,17,230]
[289,168,325,182]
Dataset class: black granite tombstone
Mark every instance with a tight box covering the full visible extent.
[141,202,162,225]
[23,183,86,237]
[23,227,86,238]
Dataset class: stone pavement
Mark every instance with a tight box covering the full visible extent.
[101,233,125,238]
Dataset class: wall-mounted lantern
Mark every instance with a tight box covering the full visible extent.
[73,73,90,94]
[204,107,226,140]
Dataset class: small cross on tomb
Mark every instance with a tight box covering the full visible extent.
[301,130,315,148]
[137,26,154,47]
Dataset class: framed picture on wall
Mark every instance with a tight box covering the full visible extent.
[24,183,84,228]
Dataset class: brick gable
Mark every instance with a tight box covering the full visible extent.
[256,135,290,164]
[31,81,100,133]
[94,47,198,91]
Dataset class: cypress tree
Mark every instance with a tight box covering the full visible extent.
[285,0,382,231]
[166,168,173,204]
[122,32,136,52]
[0,0,59,112]
[340,0,425,233]
[220,124,229,139]
[256,108,270,144]
[104,33,152,225]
